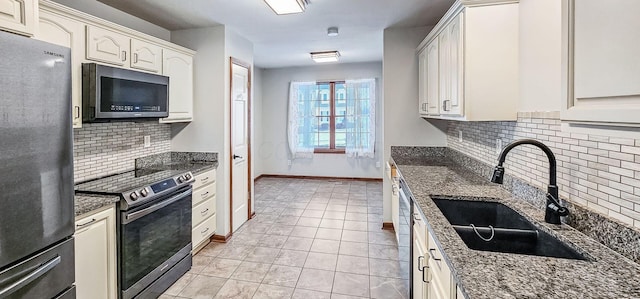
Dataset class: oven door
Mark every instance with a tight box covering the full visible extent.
[120,187,192,299]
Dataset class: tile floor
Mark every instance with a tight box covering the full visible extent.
[161,177,409,299]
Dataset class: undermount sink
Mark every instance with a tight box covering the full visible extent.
[432,198,588,261]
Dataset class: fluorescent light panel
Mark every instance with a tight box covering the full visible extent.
[264,0,306,15]
[311,51,340,63]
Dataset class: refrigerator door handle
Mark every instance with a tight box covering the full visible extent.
[0,255,61,297]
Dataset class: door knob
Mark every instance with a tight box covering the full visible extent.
[233,155,243,160]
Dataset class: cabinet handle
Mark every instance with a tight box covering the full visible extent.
[74,106,80,119]
[201,177,209,183]
[201,227,210,235]
[413,213,421,221]
[201,208,209,215]
[429,248,441,261]
[76,218,96,228]
[122,51,127,61]
[133,53,138,63]
[422,265,430,283]
[201,191,209,198]
[418,256,425,271]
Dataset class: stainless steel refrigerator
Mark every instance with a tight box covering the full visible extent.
[0,31,75,298]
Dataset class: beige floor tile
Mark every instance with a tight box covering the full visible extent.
[319,219,344,229]
[213,279,259,299]
[315,228,343,241]
[292,289,331,299]
[274,249,309,267]
[262,265,302,287]
[245,246,281,263]
[338,241,369,258]
[290,226,318,238]
[336,255,369,275]
[341,230,368,243]
[297,217,322,227]
[252,284,295,299]
[304,252,338,271]
[310,239,340,254]
[230,261,271,282]
[201,258,243,279]
[332,272,370,297]
[296,268,335,293]
[369,276,408,299]
[178,274,227,298]
[282,237,314,251]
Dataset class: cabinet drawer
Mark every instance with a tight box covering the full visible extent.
[193,182,216,206]
[192,214,216,248]
[192,169,215,190]
[413,204,427,243]
[427,232,451,295]
[192,198,216,228]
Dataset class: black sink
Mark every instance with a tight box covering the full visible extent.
[432,198,588,260]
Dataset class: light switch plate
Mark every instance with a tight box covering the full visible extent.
[496,139,502,154]
[144,135,151,148]
[458,130,463,142]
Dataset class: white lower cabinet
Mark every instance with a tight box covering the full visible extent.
[74,206,117,299]
[191,169,217,252]
[413,226,428,299]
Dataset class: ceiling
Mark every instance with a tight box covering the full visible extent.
[96,0,454,68]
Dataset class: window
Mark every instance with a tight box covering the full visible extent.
[288,79,376,158]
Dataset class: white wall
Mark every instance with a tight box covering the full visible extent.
[259,62,383,179]
[51,0,170,40]
[170,26,254,236]
[518,0,562,112]
[253,67,264,178]
[381,26,448,223]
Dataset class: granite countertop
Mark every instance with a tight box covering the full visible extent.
[391,155,640,298]
[74,193,120,217]
[146,161,218,175]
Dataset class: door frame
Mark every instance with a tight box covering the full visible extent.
[229,57,252,233]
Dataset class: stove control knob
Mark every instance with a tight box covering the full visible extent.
[177,176,184,183]
[140,188,149,197]
[130,192,139,201]
[185,173,192,180]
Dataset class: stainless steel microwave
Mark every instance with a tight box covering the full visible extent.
[82,63,169,121]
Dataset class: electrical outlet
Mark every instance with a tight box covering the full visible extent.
[458,130,463,142]
[375,161,381,168]
[496,139,503,154]
[287,159,292,166]
[144,135,151,148]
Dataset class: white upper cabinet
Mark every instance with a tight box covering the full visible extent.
[417,0,519,121]
[131,39,162,73]
[426,39,440,115]
[0,0,37,36]
[86,25,129,66]
[562,0,640,126]
[418,49,428,115]
[160,48,194,123]
[36,10,84,128]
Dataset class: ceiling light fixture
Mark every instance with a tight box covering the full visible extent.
[264,0,307,15]
[327,27,339,37]
[311,51,340,63]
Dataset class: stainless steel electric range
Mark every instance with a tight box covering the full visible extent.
[76,169,194,299]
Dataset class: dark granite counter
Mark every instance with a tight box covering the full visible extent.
[391,149,640,299]
[135,152,217,175]
[74,193,119,217]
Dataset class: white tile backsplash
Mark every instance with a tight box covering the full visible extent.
[73,122,171,183]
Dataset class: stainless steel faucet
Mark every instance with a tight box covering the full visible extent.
[490,139,569,224]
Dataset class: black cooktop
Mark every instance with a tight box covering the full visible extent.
[75,169,187,195]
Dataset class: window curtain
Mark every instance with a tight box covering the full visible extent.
[345,79,376,158]
[288,81,318,158]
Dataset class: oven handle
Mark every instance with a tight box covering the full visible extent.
[123,188,191,224]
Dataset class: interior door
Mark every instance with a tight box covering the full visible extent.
[230,59,251,232]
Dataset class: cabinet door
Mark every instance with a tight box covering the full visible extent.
[446,14,464,116]
[75,207,117,299]
[0,0,36,36]
[438,16,464,117]
[418,49,428,115]
[426,39,440,115]
[160,49,194,123]
[562,0,640,125]
[37,11,84,128]
[86,25,129,66]
[130,39,162,73]
[412,227,428,299]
